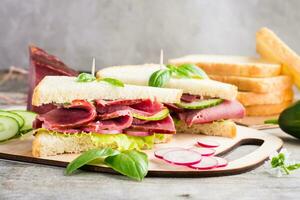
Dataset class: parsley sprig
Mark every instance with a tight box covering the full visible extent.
[265,148,300,177]
[148,64,208,87]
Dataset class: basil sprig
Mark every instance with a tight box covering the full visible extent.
[76,73,124,87]
[65,148,148,181]
[148,69,171,87]
[100,77,125,87]
[76,73,96,82]
[148,64,208,87]
[105,150,148,181]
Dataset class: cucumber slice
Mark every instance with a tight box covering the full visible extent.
[0,110,24,128]
[0,116,19,142]
[176,99,223,110]
[10,110,37,132]
[133,108,169,121]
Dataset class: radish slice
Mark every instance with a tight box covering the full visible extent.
[197,139,220,148]
[163,149,202,166]
[190,147,215,156]
[189,156,218,170]
[154,147,184,159]
[214,157,228,168]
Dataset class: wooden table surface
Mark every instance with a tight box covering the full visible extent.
[0,126,299,200]
[0,71,300,200]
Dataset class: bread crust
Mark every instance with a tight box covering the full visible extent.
[32,76,182,106]
[97,64,238,100]
[238,89,294,106]
[245,101,292,116]
[210,75,292,93]
[175,120,236,138]
[32,132,173,157]
[256,27,300,88]
[169,55,281,78]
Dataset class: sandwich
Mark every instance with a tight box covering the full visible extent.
[97,64,245,138]
[31,75,183,157]
[168,53,294,116]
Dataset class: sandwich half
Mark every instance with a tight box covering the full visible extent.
[97,64,245,138]
[31,76,182,157]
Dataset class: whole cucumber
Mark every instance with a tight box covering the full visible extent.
[278,101,300,139]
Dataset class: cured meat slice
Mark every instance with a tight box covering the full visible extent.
[38,100,96,129]
[82,115,133,132]
[28,45,78,113]
[130,115,176,134]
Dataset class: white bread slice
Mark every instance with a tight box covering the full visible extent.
[32,76,182,106]
[256,27,300,88]
[210,75,292,93]
[169,55,281,78]
[32,132,173,157]
[237,89,294,106]
[97,64,238,100]
[175,120,236,138]
[245,101,292,116]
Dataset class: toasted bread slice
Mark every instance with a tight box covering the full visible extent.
[169,55,281,78]
[256,27,300,88]
[245,101,292,116]
[175,120,236,138]
[32,76,182,106]
[238,89,294,106]
[32,132,173,157]
[210,75,292,93]
[97,64,238,100]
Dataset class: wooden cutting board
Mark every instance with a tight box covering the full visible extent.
[0,126,282,177]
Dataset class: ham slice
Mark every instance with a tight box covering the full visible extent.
[38,100,96,129]
[130,115,176,134]
[178,100,245,126]
[28,45,78,113]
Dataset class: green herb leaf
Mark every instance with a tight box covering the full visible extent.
[105,150,148,181]
[65,148,119,175]
[99,78,125,87]
[264,119,278,125]
[179,64,209,79]
[148,69,171,87]
[287,163,300,171]
[76,73,96,82]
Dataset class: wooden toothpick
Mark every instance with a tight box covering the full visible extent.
[91,57,96,77]
[160,49,164,69]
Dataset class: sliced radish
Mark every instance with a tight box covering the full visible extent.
[214,157,228,168]
[197,139,220,148]
[154,147,184,159]
[189,156,218,170]
[190,147,215,156]
[163,149,202,166]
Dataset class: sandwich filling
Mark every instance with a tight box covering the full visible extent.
[165,93,245,126]
[33,98,175,149]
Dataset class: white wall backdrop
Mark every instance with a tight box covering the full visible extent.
[1,0,300,70]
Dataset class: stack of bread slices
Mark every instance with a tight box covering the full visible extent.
[169,27,297,117]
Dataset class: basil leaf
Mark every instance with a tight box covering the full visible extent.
[173,67,190,78]
[65,148,119,175]
[100,78,125,87]
[105,150,148,181]
[179,64,209,79]
[76,73,96,82]
[148,69,171,87]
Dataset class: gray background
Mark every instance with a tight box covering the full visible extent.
[1,0,300,71]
